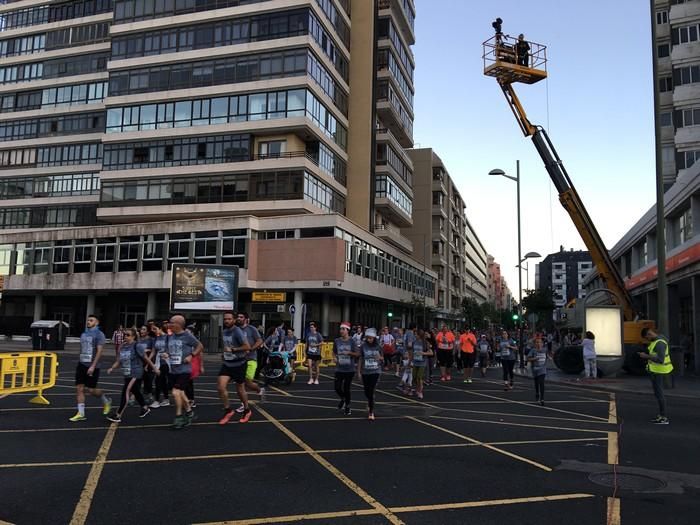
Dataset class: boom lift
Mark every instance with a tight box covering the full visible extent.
[482,25,653,344]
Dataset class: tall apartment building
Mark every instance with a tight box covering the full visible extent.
[535,248,593,308]
[0,0,434,338]
[405,148,489,327]
[654,0,700,189]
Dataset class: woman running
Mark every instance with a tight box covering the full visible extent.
[151,323,170,408]
[137,325,155,405]
[359,328,383,420]
[106,328,158,423]
[333,322,359,415]
[527,337,550,405]
[500,330,518,390]
[306,323,324,385]
[410,327,434,399]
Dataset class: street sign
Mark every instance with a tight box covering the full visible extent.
[252,292,286,303]
[277,305,285,313]
[289,305,296,316]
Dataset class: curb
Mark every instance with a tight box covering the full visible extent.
[513,369,700,400]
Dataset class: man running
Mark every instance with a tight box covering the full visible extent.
[460,328,477,383]
[162,315,203,429]
[435,324,455,381]
[238,312,265,406]
[306,322,324,385]
[70,314,111,422]
[218,311,252,424]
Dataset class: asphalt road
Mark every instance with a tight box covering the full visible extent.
[1,348,699,525]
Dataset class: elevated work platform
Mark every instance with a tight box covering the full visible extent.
[483,34,547,85]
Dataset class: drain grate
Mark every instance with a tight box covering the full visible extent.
[589,472,666,492]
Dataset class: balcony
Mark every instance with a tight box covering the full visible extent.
[378,0,415,45]
[673,83,700,105]
[432,204,448,219]
[670,0,700,22]
[671,41,700,63]
[374,223,413,253]
[375,197,412,228]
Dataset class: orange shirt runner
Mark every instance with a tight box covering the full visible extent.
[460,332,477,354]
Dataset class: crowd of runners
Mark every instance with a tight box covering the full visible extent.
[70,313,572,429]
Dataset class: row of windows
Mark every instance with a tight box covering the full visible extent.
[0,205,97,229]
[108,47,347,115]
[377,81,413,139]
[378,48,414,106]
[377,18,413,80]
[675,107,700,128]
[314,0,350,49]
[672,23,700,46]
[0,81,107,113]
[0,143,101,170]
[0,111,104,141]
[0,173,100,200]
[111,9,348,83]
[0,230,249,276]
[100,169,345,214]
[308,141,346,186]
[46,21,110,50]
[676,149,700,170]
[0,52,109,85]
[376,143,412,187]
[0,0,112,31]
[113,0,268,22]
[103,134,250,170]
[0,34,44,58]
[672,64,700,87]
[106,88,347,150]
[375,175,412,217]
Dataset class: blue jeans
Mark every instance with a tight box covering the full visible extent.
[650,373,667,417]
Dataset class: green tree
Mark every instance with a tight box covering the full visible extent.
[461,297,484,329]
[521,287,556,329]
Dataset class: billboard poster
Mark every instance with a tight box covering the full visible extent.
[170,264,239,312]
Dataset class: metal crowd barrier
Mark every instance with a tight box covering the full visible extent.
[291,342,336,368]
[0,352,58,405]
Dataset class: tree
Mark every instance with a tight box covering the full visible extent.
[521,287,556,329]
[462,297,488,329]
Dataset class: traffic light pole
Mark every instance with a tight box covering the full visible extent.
[516,161,524,368]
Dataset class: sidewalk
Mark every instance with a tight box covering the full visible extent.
[514,364,700,400]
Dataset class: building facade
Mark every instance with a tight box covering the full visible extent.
[535,248,593,308]
[0,0,434,340]
[654,0,700,189]
[404,148,489,326]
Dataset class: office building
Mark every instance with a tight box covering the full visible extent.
[0,0,434,339]
[535,248,593,308]
[405,148,489,326]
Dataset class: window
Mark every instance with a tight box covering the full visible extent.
[114,0,269,23]
[672,23,700,46]
[0,206,96,229]
[662,145,675,164]
[118,236,140,272]
[95,238,116,272]
[142,234,164,271]
[656,10,668,25]
[659,76,673,93]
[679,207,693,243]
[658,44,670,58]
[0,112,105,142]
[194,231,218,263]
[74,241,93,273]
[660,112,672,127]
[432,191,444,207]
[673,65,700,87]
[258,140,286,158]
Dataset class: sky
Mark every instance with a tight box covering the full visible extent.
[412,0,657,300]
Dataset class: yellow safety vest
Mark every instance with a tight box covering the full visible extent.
[647,338,673,375]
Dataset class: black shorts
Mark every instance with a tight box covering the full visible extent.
[169,373,191,390]
[437,350,454,368]
[462,352,476,367]
[75,363,100,388]
[307,354,322,362]
[218,364,246,384]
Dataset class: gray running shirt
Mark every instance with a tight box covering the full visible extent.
[167,331,200,375]
[79,327,106,365]
[361,343,382,374]
[334,338,355,373]
[222,326,248,368]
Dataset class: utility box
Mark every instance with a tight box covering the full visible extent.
[30,321,69,351]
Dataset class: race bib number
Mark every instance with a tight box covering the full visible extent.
[223,349,236,361]
[479,344,489,353]
[308,346,319,355]
[170,349,183,365]
[537,354,547,365]
[501,348,510,357]
[438,342,449,350]
[337,354,352,366]
[120,350,131,376]
[364,358,379,370]
[413,351,424,362]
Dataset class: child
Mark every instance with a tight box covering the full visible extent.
[582,331,597,380]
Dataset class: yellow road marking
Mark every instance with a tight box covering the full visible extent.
[429,414,609,434]
[195,493,596,524]
[69,422,118,525]
[255,404,405,525]
[607,497,621,525]
[607,433,619,465]
[408,416,553,472]
[608,394,618,424]
[267,385,292,397]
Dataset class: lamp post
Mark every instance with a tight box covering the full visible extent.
[489,163,540,367]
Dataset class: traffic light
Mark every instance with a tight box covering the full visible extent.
[512,312,519,321]
[511,306,519,321]
[388,312,394,318]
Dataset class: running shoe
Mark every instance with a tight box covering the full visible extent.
[189,400,197,408]
[69,412,87,422]
[467,378,472,384]
[219,408,235,425]
[314,379,319,385]
[186,410,197,423]
[235,403,246,413]
[159,399,171,407]
[139,407,151,418]
[128,399,136,407]
[440,376,446,382]
[416,392,424,399]
[368,412,375,421]
[653,417,670,425]
[102,397,112,415]
[446,375,452,381]
[463,379,470,384]
[173,415,187,429]
[106,413,122,423]
[308,378,314,385]
[344,406,352,416]
[239,408,252,423]
[149,401,161,409]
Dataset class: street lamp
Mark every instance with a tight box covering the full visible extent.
[489,162,536,367]
[518,251,542,291]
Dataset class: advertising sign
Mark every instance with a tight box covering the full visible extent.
[170,264,239,312]
[252,292,287,303]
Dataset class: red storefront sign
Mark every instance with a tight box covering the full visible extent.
[625,241,700,290]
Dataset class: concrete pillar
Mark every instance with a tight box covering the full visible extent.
[146,292,157,322]
[693,276,700,376]
[342,297,351,323]
[321,294,330,337]
[293,290,303,337]
[33,294,43,321]
[85,294,96,326]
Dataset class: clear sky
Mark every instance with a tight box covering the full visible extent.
[412,0,657,300]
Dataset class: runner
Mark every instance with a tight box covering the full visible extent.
[352,325,364,349]
[333,322,359,415]
[150,323,170,408]
[306,322,324,385]
[526,337,550,405]
[106,328,158,422]
[218,311,252,425]
[69,314,111,422]
[500,330,518,390]
[162,315,203,429]
[477,334,491,377]
[435,324,455,381]
[137,325,155,406]
[394,328,405,377]
[410,327,434,399]
[460,328,477,383]
[379,326,395,372]
[358,328,383,420]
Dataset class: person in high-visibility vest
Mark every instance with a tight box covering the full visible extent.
[638,327,673,425]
